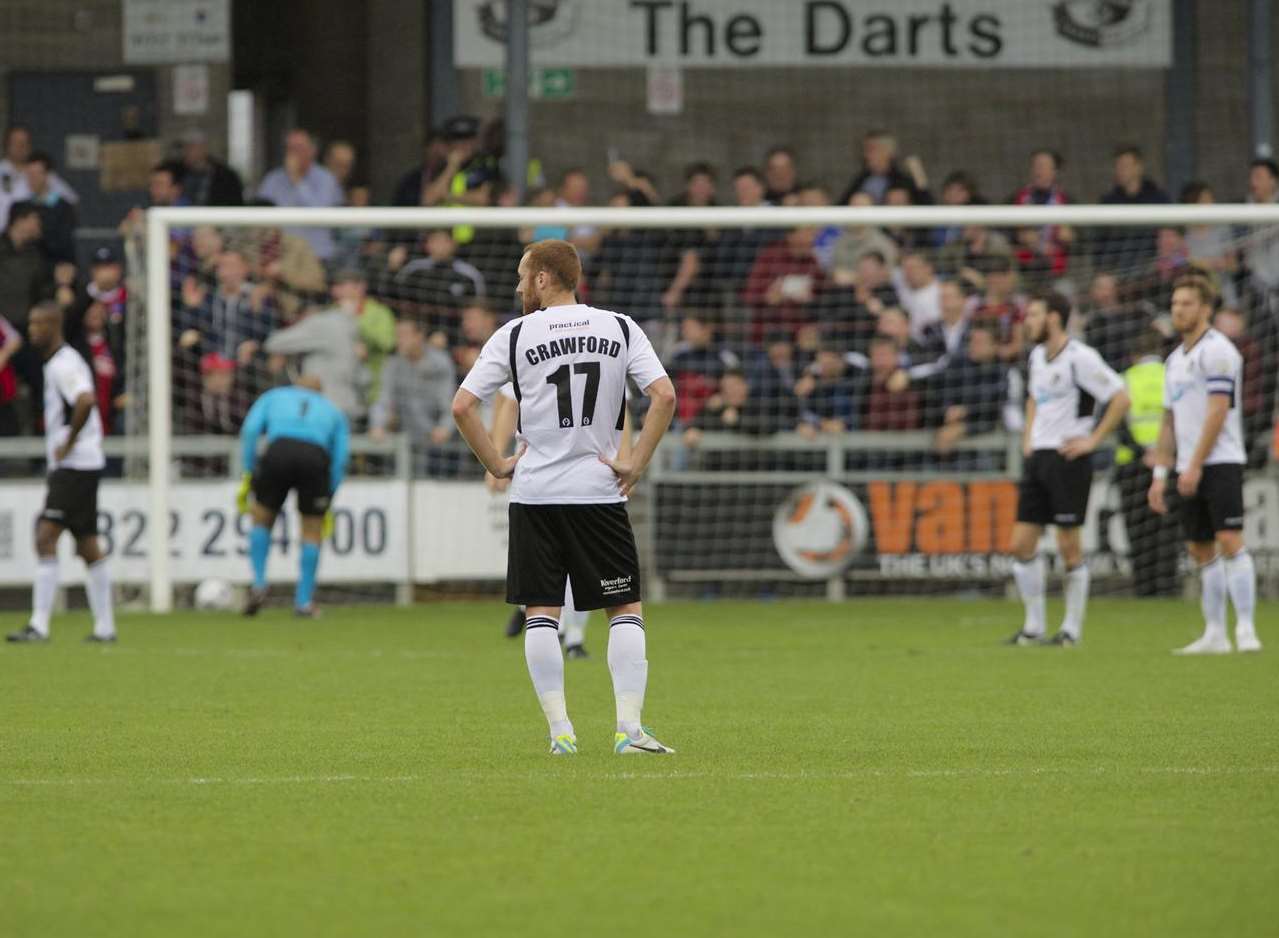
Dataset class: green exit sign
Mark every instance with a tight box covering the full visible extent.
[482,67,575,101]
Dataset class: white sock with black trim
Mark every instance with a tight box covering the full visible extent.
[524,616,572,738]
[30,558,58,636]
[1011,555,1046,637]
[85,559,116,639]
[608,614,647,738]
[1200,558,1227,641]
[1224,549,1257,638]
[1062,563,1090,640]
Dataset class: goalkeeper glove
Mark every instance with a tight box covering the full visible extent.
[322,509,335,541]
[236,472,252,515]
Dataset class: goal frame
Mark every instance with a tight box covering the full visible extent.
[144,202,1279,611]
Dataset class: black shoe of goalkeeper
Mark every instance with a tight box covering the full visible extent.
[1005,629,1041,646]
[565,643,590,660]
[6,624,48,643]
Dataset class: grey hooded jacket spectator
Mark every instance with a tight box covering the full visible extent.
[368,346,456,441]
[263,309,363,421]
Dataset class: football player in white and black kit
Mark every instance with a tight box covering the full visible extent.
[1007,293,1130,647]
[1148,277,1260,654]
[487,383,633,657]
[453,239,678,755]
[7,303,116,643]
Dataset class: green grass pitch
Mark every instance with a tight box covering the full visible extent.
[2,599,1276,937]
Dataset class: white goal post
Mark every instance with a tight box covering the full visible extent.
[143,203,1279,611]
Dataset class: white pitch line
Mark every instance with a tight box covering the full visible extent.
[3,766,1276,787]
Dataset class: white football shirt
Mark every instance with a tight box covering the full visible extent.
[461,304,667,504]
[43,345,105,471]
[1028,339,1125,450]
[1164,328,1245,472]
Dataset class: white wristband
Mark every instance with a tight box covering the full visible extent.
[1153,466,1169,481]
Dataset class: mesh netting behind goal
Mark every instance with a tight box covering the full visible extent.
[128,207,1279,606]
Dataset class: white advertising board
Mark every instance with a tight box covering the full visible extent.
[0,480,407,586]
[455,0,1172,69]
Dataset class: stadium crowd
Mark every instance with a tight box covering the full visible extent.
[2,117,1279,475]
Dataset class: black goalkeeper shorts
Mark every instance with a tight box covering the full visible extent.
[252,438,332,516]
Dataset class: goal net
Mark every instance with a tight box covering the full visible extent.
[119,202,1279,610]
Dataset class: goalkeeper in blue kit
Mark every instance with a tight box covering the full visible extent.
[237,375,350,617]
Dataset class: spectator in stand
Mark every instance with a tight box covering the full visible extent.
[893,251,942,340]
[763,146,799,204]
[331,268,396,409]
[178,249,275,368]
[682,369,776,447]
[1011,149,1073,275]
[882,184,929,252]
[706,166,776,301]
[969,256,1027,362]
[933,324,1009,452]
[590,190,665,331]
[405,116,499,216]
[796,183,841,272]
[838,130,929,205]
[530,168,602,258]
[832,192,900,271]
[668,311,740,424]
[1181,181,1239,307]
[0,203,51,425]
[919,278,973,366]
[459,180,526,314]
[78,300,125,434]
[1127,226,1192,311]
[1241,158,1279,298]
[18,152,77,266]
[932,170,983,246]
[1213,306,1265,452]
[747,329,803,425]
[119,161,195,300]
[386,228,486,343]
[184,352,248,437]
[179,128,244,206]
[391,127,448,207]
[606,158,661,207]
[660,162,720,317]
[937,224,1013,281]
[795,344,860,435]
[1096,144,1170,269]
[1081,272,1153,373]
[1011,226,1065,294]
[859,334,922,431]
[368,317,458,477]
[820,248,900,349]
[256,129,344,261]
[743,225,824,342]
[263,298,364,425]
[67,246,127,373]
[235,212,328,324]
[0,314,22,436]
[457,300,498,377]
[0,125,77,232]
[323,140,357,198]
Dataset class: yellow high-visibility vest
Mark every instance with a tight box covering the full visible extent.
[1116,359,1165,465]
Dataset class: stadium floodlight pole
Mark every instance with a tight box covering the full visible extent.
[504,0,530,201]
[146,208,173,612]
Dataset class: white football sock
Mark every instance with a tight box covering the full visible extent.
[561,587,588,648]
[85,559,116,638]
[608,614,647,738]
[1011,555,1046,637]
[1200,558,1227,640]
[1224,550,1257,636]
[30,558,58,636]
[524,616,572,738]
[1062,563,1090,640]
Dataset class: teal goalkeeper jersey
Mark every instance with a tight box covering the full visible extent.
[240,386,350,493]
